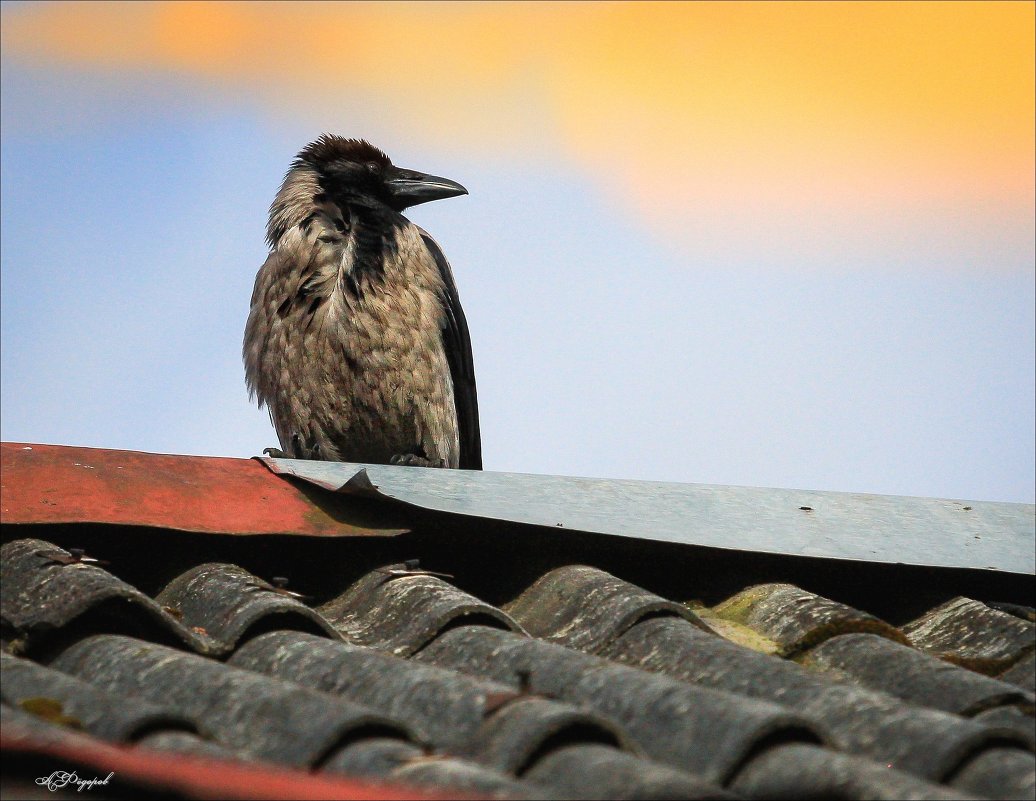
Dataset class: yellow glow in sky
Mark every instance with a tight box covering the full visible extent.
[4,1,1032,260]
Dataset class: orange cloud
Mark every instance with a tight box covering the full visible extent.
[3,1,1032,264]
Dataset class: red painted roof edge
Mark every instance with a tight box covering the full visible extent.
[0,442,406,537]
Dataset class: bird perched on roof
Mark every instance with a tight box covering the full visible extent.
[243,135,481,469]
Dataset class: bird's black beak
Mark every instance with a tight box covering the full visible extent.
[384,165,467,210]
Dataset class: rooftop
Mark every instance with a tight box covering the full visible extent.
[2,442,1033,799]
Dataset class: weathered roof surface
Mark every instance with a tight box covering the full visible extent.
[2,443,1034,800]
[1,708,444,800]
[263,456,1036,573]
[0,442,405,536]
[6,441,1032,572]
[7,540,1034,799]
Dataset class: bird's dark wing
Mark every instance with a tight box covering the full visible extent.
[418,228,482,469]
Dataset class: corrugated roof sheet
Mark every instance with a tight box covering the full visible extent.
[2,443,1034,800]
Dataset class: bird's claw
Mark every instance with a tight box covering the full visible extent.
[264,434,324,460]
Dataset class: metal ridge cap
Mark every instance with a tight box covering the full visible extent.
[0,442,405,537]
[262,458,1036,575]
[2,443,1030,574]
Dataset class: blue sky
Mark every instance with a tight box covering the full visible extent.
[1,3,1033,503]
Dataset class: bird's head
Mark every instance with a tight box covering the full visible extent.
[296,135,467,213]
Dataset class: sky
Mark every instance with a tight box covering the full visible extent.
[1,1,1033,503]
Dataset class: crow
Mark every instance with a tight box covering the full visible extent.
[244,135,481,469]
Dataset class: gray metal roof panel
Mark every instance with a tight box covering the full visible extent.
[262,457,1036,574]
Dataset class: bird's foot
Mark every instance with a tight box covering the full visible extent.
[264,434,325,460]
[291,433,326,460]
[390,453,447,468]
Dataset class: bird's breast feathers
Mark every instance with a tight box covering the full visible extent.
[258,215,448,364]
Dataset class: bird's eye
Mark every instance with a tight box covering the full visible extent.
[366,161,381,175]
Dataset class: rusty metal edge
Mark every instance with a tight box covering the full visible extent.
[0,443,407,538]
